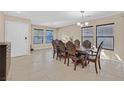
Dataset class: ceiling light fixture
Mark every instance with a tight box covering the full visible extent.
[77,11,89,27]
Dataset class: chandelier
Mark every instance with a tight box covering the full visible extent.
[77,11,89,27]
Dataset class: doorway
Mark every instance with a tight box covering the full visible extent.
[5,21,30,57]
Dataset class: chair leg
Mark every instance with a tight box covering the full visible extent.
[56,51,58,60]
[84,59,87,66]
[53,50,55,58]
[88,60,90,64]
[64,53,67,64]
[95,62,98,74]
[83,56,88,66]
[59,55,61,61]
[58,52,61,61]
[81,60,84,68]
[64,57,66,64]
[67,56,69,66]
[74,62,77,71]
[98,57,101,70]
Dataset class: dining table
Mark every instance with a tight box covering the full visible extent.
[76,46,97,66]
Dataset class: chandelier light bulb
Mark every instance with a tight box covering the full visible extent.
[77,22,81,26]
[85,22,89,26]
[80,24,84,27]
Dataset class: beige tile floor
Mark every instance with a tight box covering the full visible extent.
[7,48,124,81]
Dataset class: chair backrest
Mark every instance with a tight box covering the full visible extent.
[52,40,55,49]
[74,39,80,48]
[52,39,59,49]
[66,41,76,55]
[82,40,91,49]
[58,40,66,52]
[96,41,103,61]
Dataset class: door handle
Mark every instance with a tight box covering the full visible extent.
[25,37,27,40]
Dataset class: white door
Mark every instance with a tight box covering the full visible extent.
[5,21,29,57]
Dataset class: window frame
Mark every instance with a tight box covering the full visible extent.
[33,28,44,44]
[96,23,115,50]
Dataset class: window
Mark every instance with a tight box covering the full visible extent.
[96,23,114,50]
[81,26,93,44]
[33,29,44,44]
[46,30,53,43]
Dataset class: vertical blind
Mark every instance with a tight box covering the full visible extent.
[46,30,53,43]
[33,29,44,44]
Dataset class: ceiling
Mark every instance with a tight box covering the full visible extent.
[4,11,124,28]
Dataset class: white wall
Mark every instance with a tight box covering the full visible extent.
[0,12,5,42]
[57,25,81,42]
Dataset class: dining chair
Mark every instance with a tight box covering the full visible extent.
[52,40,56,58]
[52,39,60,60]
[87,41,103,74]
[74,39,80,49]
[58,40,67,64]
[66,41,85,70]
[82,40,92,49]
